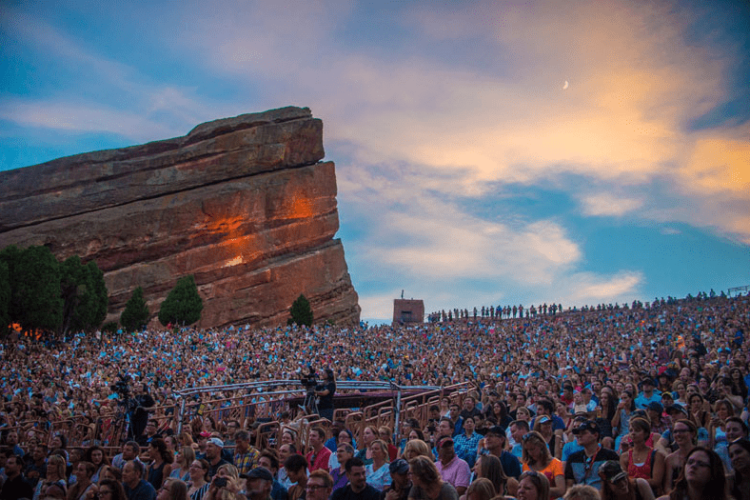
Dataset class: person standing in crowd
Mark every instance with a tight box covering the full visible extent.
[521,431,565,499]
[662,419,696,493]
[147,439,173,490]
[330,444,354,494]
[453,417,481,469]
[597,461,654,500]
[655,447,727,500]
[98,479,127,500]
[564,420,620,492]
[434,437,470,496]
[365,440,390,492]
[122,460,157,500]
[233,432,259,477]
[332,457,380,500]
[480,426,522,480]
[303,470,332,500]
[242,467,274,500]
[257,450,288,500]
[283,455,307,500]
[729,438,750,500]
[305,428,331,474]
[314,369,336,422]
[203,440,227,480]
[0,455,34,500]
[170,447,195,482]
[186,460,209,500]
[381,459,411,500]
[620,418,665,496]
[407,456,458,500]
[515,471,550,500]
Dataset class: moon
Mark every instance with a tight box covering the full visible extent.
[563,81,569,90]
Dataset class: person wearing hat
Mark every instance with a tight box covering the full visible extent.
[435,436,471,496]
[381,459,411,500]
[645,402,669,435]
[533,416,560,458]
[204,438,229,480]
[242,467,274,500]
[564,420,619,492]
[635,378,661,411]
[480,426,522,480]
[598,460,654,500]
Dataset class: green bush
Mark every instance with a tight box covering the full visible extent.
[158,275,203,327]
[288,294,313,327]
[120,286,150,332]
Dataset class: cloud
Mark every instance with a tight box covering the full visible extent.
[0,10,220,141]
[0,99,182,143]
[564,271,644,304]
[579,193,644,217]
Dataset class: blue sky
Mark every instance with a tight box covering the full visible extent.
[1,0,749,322]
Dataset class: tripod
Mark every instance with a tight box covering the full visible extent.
[302,387,319,416]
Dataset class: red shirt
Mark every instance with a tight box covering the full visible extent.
[306,446,332,473]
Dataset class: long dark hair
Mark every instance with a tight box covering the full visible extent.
[729,438,750,500]
[477,454,507,495]
[669,447,727,500]
[99,479,127,500]
[150,438,174,464]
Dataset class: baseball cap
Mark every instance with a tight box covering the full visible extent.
[241,467,273,481]
[536,416,552,425]
[389,459,409,475]
[600,460,627,483]
[647,401,664,413]
[207,437,224,448]
[571,420,600,435]
[485,426,505,437]
[437,436,454,447]
[666,403,688,416]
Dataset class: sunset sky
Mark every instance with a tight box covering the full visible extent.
[1,0,749,322]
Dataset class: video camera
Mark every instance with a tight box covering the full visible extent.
[113,374,132,398]
[300,366,319,390]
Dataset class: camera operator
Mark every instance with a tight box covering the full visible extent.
[131,383,156,442]
[315,368,336,421]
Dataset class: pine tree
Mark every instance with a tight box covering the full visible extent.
[121,287,150,332]
[288,294,313,327]
[158,275,203,327]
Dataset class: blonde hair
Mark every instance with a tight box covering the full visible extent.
[369,439,389,463]
[216,464,239,480]
[403,439,432,460]
[47,455,67,480]
[521,431,552,467]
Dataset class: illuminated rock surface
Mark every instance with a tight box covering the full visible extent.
[0,107,361,328]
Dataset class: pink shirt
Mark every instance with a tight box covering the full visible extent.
[436,455,471,490]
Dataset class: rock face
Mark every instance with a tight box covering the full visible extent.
[0,107,361,329]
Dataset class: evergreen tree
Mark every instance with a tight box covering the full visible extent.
[120,287,150,332]
[288,294,313,327]
[1,245,63,333]
[59,256,109,335]
[158,275,203,326]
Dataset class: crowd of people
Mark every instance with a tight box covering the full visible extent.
[0,291,749,500]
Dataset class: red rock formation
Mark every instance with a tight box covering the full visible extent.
[0,107,360,328]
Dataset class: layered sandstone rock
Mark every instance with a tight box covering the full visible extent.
[0,107,361,328]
